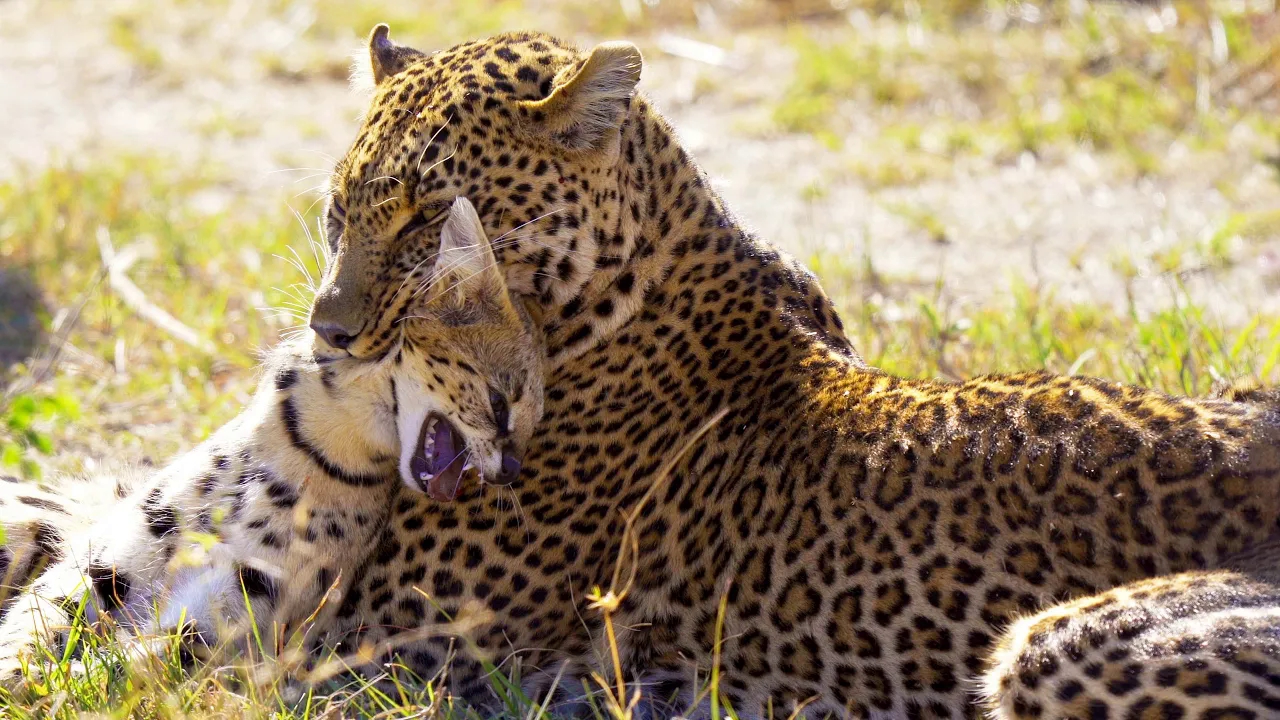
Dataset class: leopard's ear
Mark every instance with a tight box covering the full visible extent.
[515,42,642,160]
[368,24,426,85]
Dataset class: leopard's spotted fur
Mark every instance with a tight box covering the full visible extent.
[300,28,1280,718]
[983,537,1280,719]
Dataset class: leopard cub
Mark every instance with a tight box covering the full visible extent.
[0,197,544,684]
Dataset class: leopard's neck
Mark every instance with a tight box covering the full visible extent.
[541,95,863,376]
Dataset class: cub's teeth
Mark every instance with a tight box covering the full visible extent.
[418,471,435,481]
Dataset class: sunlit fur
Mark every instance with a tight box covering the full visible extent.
[298,27,1280,718]
[981,537,1280,719]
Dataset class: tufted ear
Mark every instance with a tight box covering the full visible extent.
[516,42,642,158]
[428,198,511,322]
[368,24,426,85]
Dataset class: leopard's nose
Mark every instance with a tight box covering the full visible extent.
[309,271,369,352]
[309,318,363,351]
[496,450,522,484]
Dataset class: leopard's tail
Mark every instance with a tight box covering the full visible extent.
[0,466,149,610]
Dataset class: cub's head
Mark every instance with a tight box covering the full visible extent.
[391,197,545,500]
[308,27,644,360]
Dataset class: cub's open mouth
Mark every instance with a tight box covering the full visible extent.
[410,413,473,501]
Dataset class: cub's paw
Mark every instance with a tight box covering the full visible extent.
[0,658,24,690]
[0,643,41,691]
[122,621,214,673]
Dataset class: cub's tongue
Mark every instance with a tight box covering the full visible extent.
[409,414,467,501]
[427,463,464,502]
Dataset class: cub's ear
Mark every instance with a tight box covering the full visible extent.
[367,24,426,85]
[516,42,642,159]
[430,198,509,314]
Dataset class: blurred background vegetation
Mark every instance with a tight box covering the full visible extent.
[1,0,1278,485]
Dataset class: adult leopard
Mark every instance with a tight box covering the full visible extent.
[306,27,1280,719]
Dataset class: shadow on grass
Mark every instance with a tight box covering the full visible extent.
[0,267,46,376]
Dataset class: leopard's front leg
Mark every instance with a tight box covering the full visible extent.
[0,496,182,688]
[0,555,125,686]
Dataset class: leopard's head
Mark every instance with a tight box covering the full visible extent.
[309,27,643,361]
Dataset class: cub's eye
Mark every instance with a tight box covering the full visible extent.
[397,204,450,242]
[490,388,510,437]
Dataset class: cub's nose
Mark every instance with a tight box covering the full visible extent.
[309,319,363,351]
[496,450,522,484]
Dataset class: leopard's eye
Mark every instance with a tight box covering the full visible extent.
[325,198,346,252]
[327,197,347,226]
[397,204,449,242]
[490,388,510,437]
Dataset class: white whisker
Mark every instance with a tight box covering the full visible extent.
[283,171,337,187]
[301,191,333,217]
[507,484,531,546]
[407,209,575,299]
[296,148,342,166]
[290,183,331,201]
[416,116,454,175]
[417,150,457,185]
[312,215,332,270]
[287,244,319,291]
[258,307,306,321]
[491,208,566,244]
[393,252,441,303]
